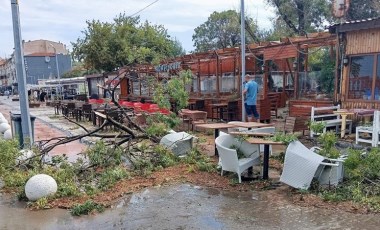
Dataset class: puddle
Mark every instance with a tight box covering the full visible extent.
[0,184,380,229]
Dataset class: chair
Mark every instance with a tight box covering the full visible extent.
[195,100,205,111]
[268,94,279,118]
[190,111,207,131]
[160,132,194,156]
[178,109,191,130]
[78,103,93,122]
[215,134,260,183]
[356,110,380,147]
[280,141,341,189]
[221,101,238,121]
[63,102,76,118]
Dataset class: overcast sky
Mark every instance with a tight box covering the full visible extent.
[0,0,275,58]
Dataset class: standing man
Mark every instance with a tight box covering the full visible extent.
[243,74,260,122]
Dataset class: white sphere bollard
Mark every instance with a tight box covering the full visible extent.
[0,117,7,124]
[25,174,57,201]
[0,123,11,133]
[3,129,12,140]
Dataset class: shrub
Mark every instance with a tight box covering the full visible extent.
[98,166,129,190]
[86,141,123,167]
[0,139,20,176]
[70,200,105,216]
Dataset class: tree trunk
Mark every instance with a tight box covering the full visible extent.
[296,0,305,36]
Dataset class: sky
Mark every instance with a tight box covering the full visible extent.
[0,0,275,58]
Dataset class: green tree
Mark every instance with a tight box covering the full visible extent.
[346,0,380,21]
[266,0,333,36]
[192,10,259,52]
[72,14,184,72]
[308,47,335,96]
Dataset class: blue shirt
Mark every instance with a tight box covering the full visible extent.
[244,80,258,105]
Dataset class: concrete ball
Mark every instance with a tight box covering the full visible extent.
[3,129,12,140]
[25,174,57,201]
[0,123,11,133]
[0,117,7,124]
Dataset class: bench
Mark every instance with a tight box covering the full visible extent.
[310,105,352,138]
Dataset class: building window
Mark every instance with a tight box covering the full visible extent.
[348,55,375,100]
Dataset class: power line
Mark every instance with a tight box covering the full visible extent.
[129,0,159,17]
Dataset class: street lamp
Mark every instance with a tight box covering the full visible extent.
[49,43,61,99]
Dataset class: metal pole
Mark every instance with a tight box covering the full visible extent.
[10,0,33,148]
[240,0,246,121]
[50,44,61,99]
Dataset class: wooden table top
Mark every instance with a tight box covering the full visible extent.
[195,123,236,129]
[182,110,205,114]
[333,110,355,115]
[229,131,274,137]
[211,103,228,107]
[227,121,274,128]
[246,138,284,145]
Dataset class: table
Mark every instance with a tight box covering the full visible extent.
[181,110,207,130]
[210,103,228,121]
[229,131,274,137]
[333,110,355,138]
[227,121,274,130]
[195,123,237,156]
[245,138,283,180]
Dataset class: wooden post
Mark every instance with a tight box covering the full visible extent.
[197,58,201,97]
[216,52,220,96]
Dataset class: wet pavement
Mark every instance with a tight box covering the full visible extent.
[0,96,87,159]
[1,184,380,230]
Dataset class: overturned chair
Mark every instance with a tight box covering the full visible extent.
[280,141,343,189]
[215,134,260,183]
[160,131,194,156]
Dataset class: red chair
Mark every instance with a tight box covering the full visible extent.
[88,99,97,104]
[121,101,134,107]
[159,108,170,115]
[133,102,143,107]
[140,103,151,111]
[96,99,104,104]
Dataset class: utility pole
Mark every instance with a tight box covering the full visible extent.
[11,0,33,147]
[240,0,246,121]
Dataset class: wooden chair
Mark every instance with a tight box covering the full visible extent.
[195,100,205,111]
[269,94,279,118]
[190,111,208,131]
[221,101,238,121]
[76,103,93,122]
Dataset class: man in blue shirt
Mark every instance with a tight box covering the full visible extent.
[243,74,259,122]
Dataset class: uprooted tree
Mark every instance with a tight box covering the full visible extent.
[0,68,215,214]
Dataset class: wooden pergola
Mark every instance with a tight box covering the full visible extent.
[117,32,337,121]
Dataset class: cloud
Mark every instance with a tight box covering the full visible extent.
[0,0,275,56]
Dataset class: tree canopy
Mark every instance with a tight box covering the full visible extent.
[267,0,380,37]
[192,10,262,52]
[72,14,185,72]
[266,0,333,36]
[346,0,380,21]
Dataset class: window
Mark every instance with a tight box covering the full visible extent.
[348,55,375,100]
[220,72,236,92]
[200,75,216,93]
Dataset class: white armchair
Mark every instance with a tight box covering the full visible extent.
[280,141,343,189]
[215,134,260,183]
